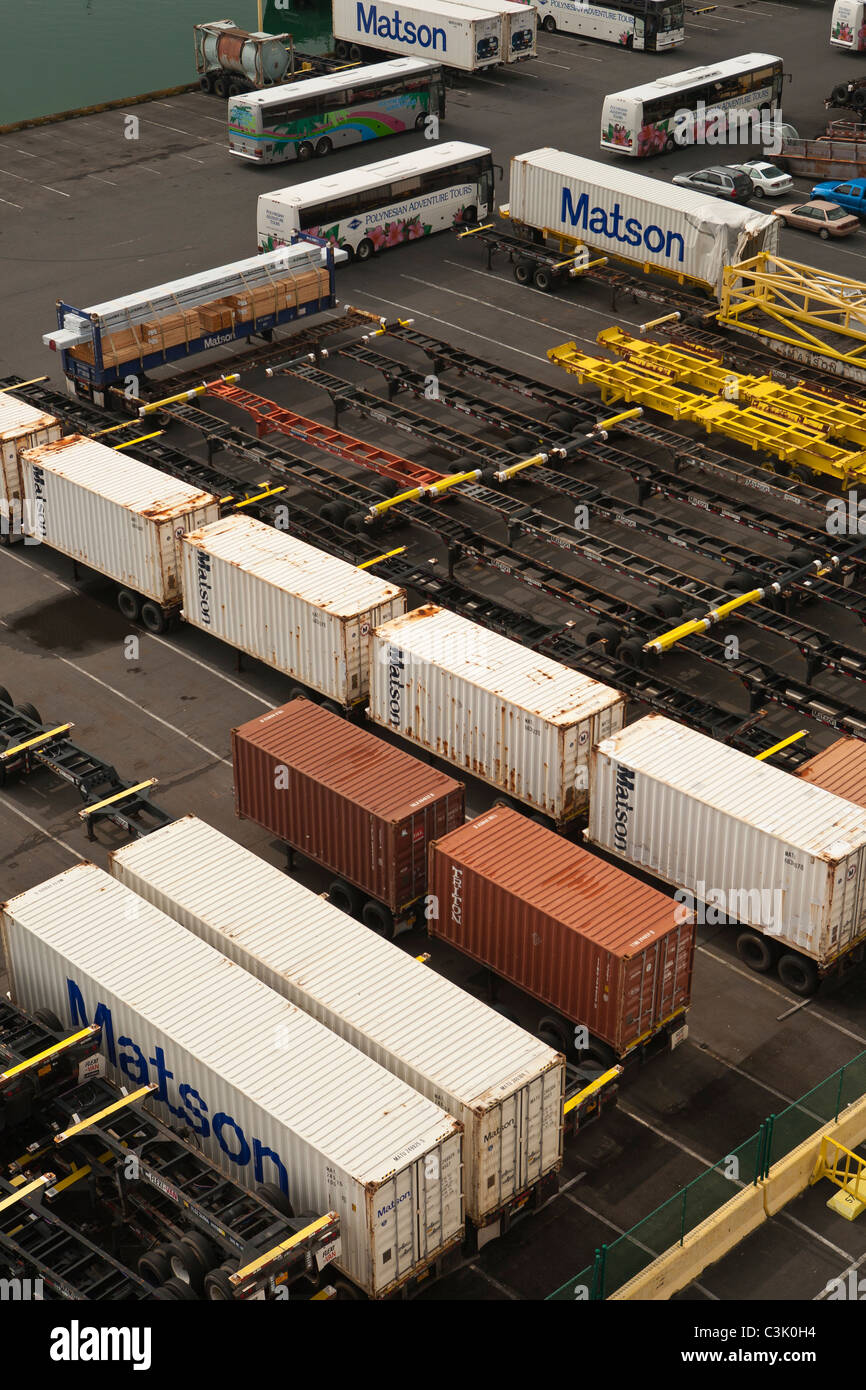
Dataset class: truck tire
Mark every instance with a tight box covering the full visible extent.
[288,686,308,702]
[533,266,556,292]
[349,44,362,61]
[736,931,774,973]
[227,80,245,98]
[176,1234,219,1288]
[831,84,850,106]
[15,702,42,725]
[152,1277,198,1301]
[138,1248,172,1285]
[320,501,351,527]
[648,595,683,620]
[139,601,167,634]
[32,1007,63,1031]
[328,879,362,916]
[320,700,343,716]
[333,1276,362,1299]
[617,640,645,668]
[777,953,819,996]
[213,74,230,99]
[721,570,754,593]
[117,588,140,621]
[514,259,534,285]
[256,1183,295,1218]
[199,74,213,94]
[852,88,866,109]
[361,900,394,937]
[334,41,349,58]
[204,1266,237,1300]
[537,1017,569,1053]
[548,410,578,432]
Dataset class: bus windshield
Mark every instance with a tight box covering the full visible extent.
[229,59,445,165]
[534,0,684,51]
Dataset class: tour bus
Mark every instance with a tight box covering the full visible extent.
[830,1,866,50]
[534,0,684,50]
[600,53,784,157]
[257,142,494,258]
[228,58,445,164]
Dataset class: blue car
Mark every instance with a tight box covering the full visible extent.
[811,178,866,216]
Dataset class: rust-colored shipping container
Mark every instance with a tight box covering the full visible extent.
[428,807,694,1059]
[796,738,866,808]
[232,698,465,923]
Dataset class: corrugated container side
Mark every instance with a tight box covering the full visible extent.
[232,698,464,913]
[587,714,866,967]
[428,807,694,1054]
[506,149,779,292]
[331,0,503,70]
[109,814,564,1226]
[0,398,61,510]
[181,515,405,705]
[796,738,866,809]
[368,605,625,821]
[0,863,463,1297]
[18,435,219,605]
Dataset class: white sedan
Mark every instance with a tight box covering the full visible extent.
[732,161,795,197]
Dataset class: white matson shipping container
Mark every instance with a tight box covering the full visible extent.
[0,863,463,1298]
[332,0,505,71]
[180,513,405,708]
[109,815,565,1236]
[448,0,537,60]
[0,396,61,522]
[587,714,866,988]
[369,604,626,823]
[503,148,780,295]
[19,434,219,610]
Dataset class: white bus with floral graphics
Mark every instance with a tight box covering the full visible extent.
[256,142,494,259]
[600,53,784,157]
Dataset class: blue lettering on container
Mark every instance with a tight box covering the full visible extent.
[356,3,446,50]
[65,978,290,1195]
[560,188,686,263]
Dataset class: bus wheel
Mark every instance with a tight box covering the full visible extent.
[355,238,375,262]
[415,112,429,130]
[297,141,314,161]
[542,15,556,30]
[777,954,819,997]
[462,205,478,225]
[514,258,533,285]
[736,931,774,974]
[315,136,333,158]
[664,135,676,153]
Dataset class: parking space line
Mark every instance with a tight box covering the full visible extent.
[0,796,83,860]
[618,1104,716,1167]
[562,1191,719,1298]
[42,185,71,197]
[696,946,866,1046]
[14,148,57,163]
[441,258,641,325]
[814,1249,866,1300]
[0,195,23,209]
[779,1212,853,1264]
[467,1264,521,1299]
[399,272,603,349]
[87,174,118,186]
[0,167,32,182]
[133,115,213,143]
[0,548,273,709]
[360,290,552,364]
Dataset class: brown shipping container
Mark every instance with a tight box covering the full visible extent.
[428,808,694,1056]
[232,698,465,916]
[796,738,866,808]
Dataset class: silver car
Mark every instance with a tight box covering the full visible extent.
[733,161,795,197]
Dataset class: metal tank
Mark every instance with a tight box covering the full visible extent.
[195,20,291,86]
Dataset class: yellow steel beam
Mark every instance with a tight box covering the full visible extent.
[0,376,50,392]
[54,1084,158,1143]
[358,545,406,569]
[720,253,866,371]
[643,589,765,655]
[310,1284,337,1300]
[640,312,682,334]
[563,1066,623,1117]
[457,223,496,237]
[0,723,73,760]
[754,731,809,761]
[233,484,286,508]
[78,778,157,819]
[229,1213,339,1286]
[586,407,644,439]
[91,419,139,436]
[137,374,241,416]
[0,1026,101,1083]
[0,1174,55,1213]
[114,431,163,450]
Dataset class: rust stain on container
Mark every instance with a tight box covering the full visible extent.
[232,698,464,915]
[796,738,866,809]
[428,807,694,1056]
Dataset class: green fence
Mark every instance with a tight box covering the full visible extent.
[547,1046,866,1301]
